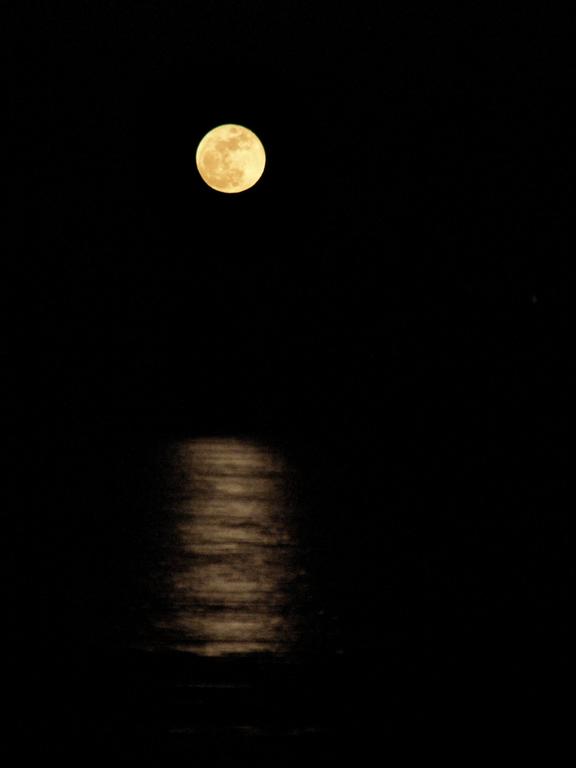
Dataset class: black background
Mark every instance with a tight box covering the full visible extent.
[2,2,574,760]
[3,3,574,426]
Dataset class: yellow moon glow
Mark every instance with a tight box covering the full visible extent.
[196,124,266,193]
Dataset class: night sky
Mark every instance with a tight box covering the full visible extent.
[4,3,572,429]
[3,3,574,756]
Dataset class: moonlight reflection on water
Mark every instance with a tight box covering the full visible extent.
[156,438,305,656]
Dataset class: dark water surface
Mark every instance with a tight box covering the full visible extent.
[6,421,572,758]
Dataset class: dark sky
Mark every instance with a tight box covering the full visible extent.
[3,2,573,431]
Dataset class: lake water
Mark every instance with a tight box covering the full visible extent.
[7,423,569,756]
[147,437,309,656]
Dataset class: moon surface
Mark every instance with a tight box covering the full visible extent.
[196,124,266,193]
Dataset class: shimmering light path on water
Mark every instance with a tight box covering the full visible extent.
[154,438,306,656]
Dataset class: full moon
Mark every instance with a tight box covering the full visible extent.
[195,124,266,193]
